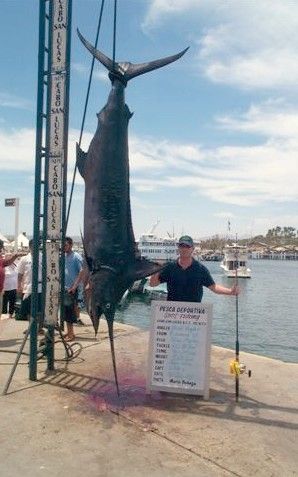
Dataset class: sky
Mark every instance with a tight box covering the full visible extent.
[0,0,298,241]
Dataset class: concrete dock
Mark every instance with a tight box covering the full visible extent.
[0,314,297,477]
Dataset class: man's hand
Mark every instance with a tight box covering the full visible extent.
[230,284,240,296]
[149,273,160,287]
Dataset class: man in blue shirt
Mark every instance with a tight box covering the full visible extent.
[64,236,84,341]
[149,235,239,302]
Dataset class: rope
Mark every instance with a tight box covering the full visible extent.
[66,0,118,230]
[66,0,106,230]
[112,0,118,69]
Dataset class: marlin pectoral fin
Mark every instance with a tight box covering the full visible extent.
[130,259,165,281]
[76,142,87,178]
[77,29,189,83]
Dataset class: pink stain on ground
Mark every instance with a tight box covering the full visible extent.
[87,372,164,412]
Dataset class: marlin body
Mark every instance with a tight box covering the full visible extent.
[77,30,188,393]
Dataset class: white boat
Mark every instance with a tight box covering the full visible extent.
[137,234,178,263]
[220,244,251,278]
[137,221,178,263]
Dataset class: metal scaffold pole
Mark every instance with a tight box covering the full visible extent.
[44,0,72,372]
[30,0,72,380]
[30,0,48,381]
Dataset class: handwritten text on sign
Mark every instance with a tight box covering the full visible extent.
[148,301,212,397]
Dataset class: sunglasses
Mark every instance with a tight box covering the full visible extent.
[178,244,192,248]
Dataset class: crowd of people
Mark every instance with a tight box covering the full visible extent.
[0,237,85,342]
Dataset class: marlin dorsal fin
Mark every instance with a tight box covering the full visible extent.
[76,143,87,178]
[80,230,93,271]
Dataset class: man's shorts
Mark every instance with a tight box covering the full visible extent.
[64,290,78,324]
[19,293,42,319]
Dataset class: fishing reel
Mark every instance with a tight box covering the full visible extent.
[229,359,252,377]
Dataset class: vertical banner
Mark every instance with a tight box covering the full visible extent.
[44,0,70,325]
[45,241,61,322]
[147,301,213,399]
[52,0,67,70]
[47,154,64,239]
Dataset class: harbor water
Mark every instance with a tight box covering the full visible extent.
[115,259,298,363]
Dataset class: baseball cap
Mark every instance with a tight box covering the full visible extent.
[178,235,194,247]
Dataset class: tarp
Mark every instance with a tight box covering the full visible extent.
[0,232,10,244]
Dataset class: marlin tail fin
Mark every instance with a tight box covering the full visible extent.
[77,29,189,84]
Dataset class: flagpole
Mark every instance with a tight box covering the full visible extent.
[14,198,19,252]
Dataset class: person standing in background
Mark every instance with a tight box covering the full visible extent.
[17,239,44,334]
[150,235,239,301]
[0,239,21,320]
[64,237,84,341]
[2,258,18,319]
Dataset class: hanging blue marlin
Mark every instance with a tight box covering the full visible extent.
[77,29,188,394]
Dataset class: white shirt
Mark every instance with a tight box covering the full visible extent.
[17,252,42,299]
[3,263,18,291]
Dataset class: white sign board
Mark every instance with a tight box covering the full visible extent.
[52,0,68,71]
[49,73,65,153]
[44,0,70,325]
[147,300,213,399]
[47,154,63,239]
[45,241,60,324]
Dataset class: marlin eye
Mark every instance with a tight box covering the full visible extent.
[105,303,111,310]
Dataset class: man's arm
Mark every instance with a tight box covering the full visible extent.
[3,252,21,267]
[68,268,85,294]
[17,256,26,294]
[17,273,24,294]
[149,273,161,287]
[209,283,240,296]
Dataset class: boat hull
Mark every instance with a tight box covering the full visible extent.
[220,267,251,278]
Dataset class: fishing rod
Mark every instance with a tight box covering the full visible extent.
[229,234,251,401]
[234,238,240,400]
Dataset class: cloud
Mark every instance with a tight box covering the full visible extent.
[251,214,298,235]
[0,128,36,170]
[214,212,235,219]
[130,128,298,207]
[143,1,298,90]
[0,92,33,110]
[72,62,109,83]
[217,99,298,140]
[201,47,298,90]
[142,0,200,30]
[0,127,92,178]
[1,108,297,209]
